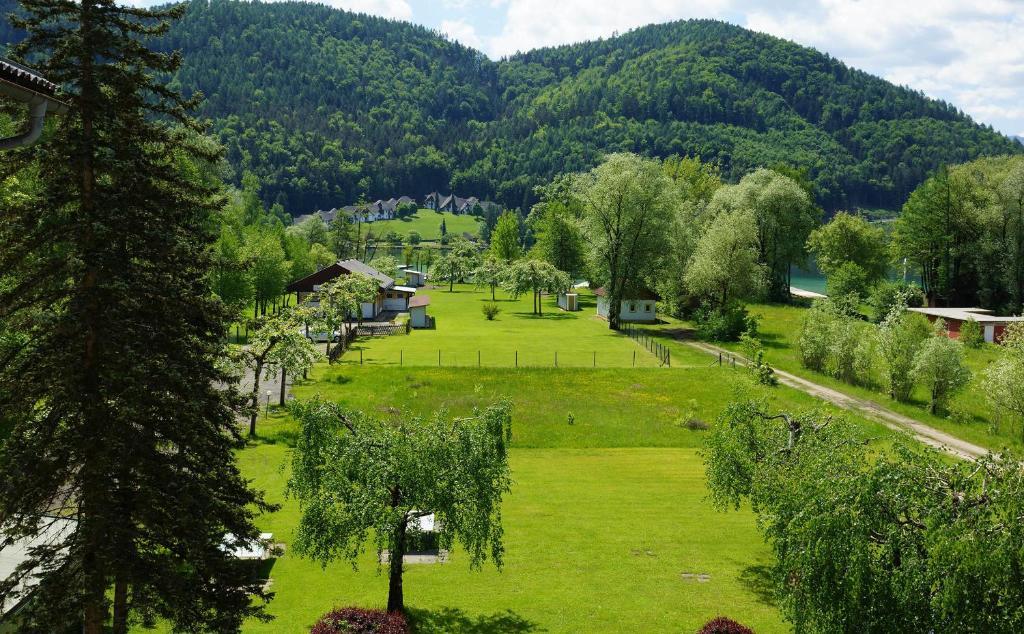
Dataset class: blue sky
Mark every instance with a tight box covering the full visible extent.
[129,0,1024,137]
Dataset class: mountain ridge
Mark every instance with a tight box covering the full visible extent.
[2,0,1020,213]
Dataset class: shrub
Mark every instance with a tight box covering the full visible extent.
[878,306,932,402]
[959,318,983,348]
[826,261,870,305]
[685,418,710,430]
[384,230,403,245]
[695,302,755,342]
[311,607,409,634]
[407,231,421,245]
[481,302,501,320]
[868,280,925,323]
[799,299,839,372]
[697,616,754,634]
[912,322,971,414]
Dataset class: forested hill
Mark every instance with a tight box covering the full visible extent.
[1,0,1019,213]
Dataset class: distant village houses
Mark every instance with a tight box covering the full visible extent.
[294,192,496,226]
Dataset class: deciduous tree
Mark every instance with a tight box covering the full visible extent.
[705,397,1024,633]
[501,259,572,315]
[574,153,676,329]
[288,397,514,614]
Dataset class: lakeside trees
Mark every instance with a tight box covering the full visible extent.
[895,156,1024,312]
[0,0,272,630]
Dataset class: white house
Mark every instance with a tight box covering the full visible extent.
[593,286,658,323]
[384,286,418,312]
[409,295,431,328]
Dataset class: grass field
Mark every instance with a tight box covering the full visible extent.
[633,302,1018,454]
[337,284,710,369]
[367,209,482,242]
[237,362,893,633]
[142,287,924,633]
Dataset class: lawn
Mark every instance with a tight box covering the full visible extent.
[230,363,896,633]
[335,284,711,369]
[367,209,482,242]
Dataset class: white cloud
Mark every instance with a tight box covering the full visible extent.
[324,0,413,20]
[441,19,484,50]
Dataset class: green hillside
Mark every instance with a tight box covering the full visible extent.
[2,0,1018,213]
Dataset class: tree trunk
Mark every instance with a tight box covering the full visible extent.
[537,290,542,315]
[491,284,495,301]
[449,276,454,292]
[112,576,129,634]
[279,367,286,407]
[387,514,408,613]
[249,358,264,436]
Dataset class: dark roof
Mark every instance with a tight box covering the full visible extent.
[286,259,394,293]
[593,286,659,300]
[340,259,395,288]
[409,296,430,308]
[0,58,59,97]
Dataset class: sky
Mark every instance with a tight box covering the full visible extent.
[125,0,1024,138]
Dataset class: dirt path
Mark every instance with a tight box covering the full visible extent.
[684,340,989,460]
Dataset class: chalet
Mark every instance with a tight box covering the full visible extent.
[907,307,1024,344]
[423,192,492,215]
[286,259,416,319]
[0,516,76,629]
[0,58,67,150]
[593,286,659,323]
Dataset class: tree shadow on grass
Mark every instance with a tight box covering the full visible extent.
[407,607,542,633]
[758,331,788,350]
[509,311,573,320]
[739,564,778,607]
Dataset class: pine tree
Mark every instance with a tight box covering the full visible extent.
[0,1,273,631]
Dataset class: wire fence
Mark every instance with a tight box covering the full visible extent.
[331,347,674,369]
[623,325,671,367]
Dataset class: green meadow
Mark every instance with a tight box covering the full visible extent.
[367,209,483,242]
[338,284,709,369]
[211,285,906,632]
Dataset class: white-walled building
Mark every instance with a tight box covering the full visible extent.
[593,287,658,323]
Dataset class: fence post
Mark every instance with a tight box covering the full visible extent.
[593,351,596,368]
[632,350,636,367]
[718,352,722,366]
[360,350,363,365]
[555,351,558,368]
[439,350,442,367]
[515,350,518,368]
[478,350,481,367]
[400,350,403,366]
[667,349,671,367]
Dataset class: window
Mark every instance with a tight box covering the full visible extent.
[645,303,652,312]
[629,303,637,312]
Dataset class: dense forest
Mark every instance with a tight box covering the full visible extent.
[2,0,1020,214]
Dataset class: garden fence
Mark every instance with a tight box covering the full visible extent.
[623,325,671,367]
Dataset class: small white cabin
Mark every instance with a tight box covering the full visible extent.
[557,292,580,311]
[409,296,431,328]
[593,286,658,323]
[405,269,426,287]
